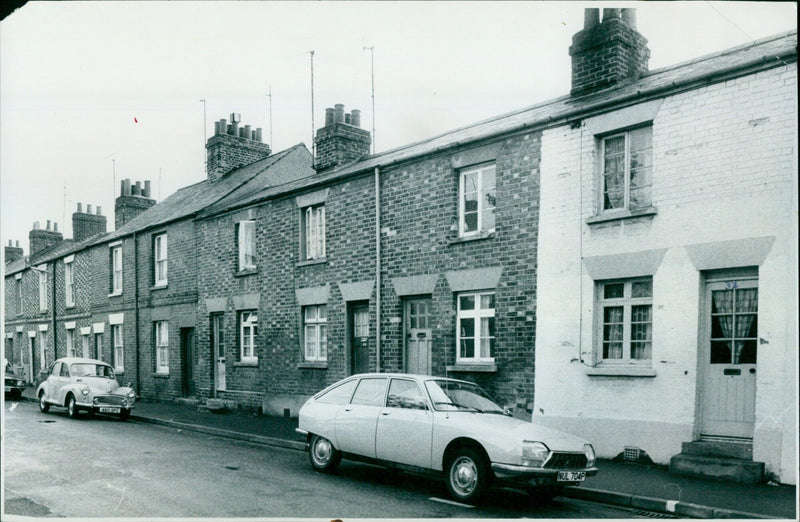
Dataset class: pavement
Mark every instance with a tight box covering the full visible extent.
[18,387,798,519]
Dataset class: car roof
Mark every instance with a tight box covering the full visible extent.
[55,357,112,366]
[344,372,473,385]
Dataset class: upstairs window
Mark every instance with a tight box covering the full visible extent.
[153,233,168,286]
[239,310,258,364]
[597,278,653,363]
[64,261,75,307]
[302,205,326,260]
[459,163,496,236]
[16,278,23,315]
[38,268,48,311]
[601,126,653,212]
[110,245,123,295]
[237,220,256,271]
[456,292,495,362]
[303,305,327,362]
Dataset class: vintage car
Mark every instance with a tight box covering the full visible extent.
[4,360,26,399]
[297,373,597,503]
[36,357,136,420]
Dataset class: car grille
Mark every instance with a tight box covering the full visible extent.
[545,452,587,469]
[95,395,126,406]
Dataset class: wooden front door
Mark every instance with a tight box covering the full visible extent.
[405,298,432,375]
[350,304,370,375]
[700,277,758,439]
[181,328,196,397]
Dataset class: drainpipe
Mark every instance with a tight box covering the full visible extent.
[134,232,141,395]
[51,262,57,359]
[375,167,381,373]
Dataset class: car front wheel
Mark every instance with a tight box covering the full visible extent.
[445,447,492,503]
[309,435,341,473]
[38,391,50,413]
[67,395,79,418]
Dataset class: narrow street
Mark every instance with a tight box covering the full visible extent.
[3,399,660,518]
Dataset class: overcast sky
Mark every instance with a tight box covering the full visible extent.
[1,1,796,255]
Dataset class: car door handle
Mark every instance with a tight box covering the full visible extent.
[381,412,390,416]
[344,408,352,412]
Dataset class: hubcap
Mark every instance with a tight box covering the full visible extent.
[313,438,332,464]
[450,457,478,495]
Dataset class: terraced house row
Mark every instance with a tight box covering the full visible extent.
[4,9,797,485]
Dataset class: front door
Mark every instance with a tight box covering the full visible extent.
[81,334,90,358]
[350,304,370,375]
[94,334,103,361]
[181,328,196,397]
[405,298,432,375]
[212,314,226,393]
[700,277,758,439]
[27,335,36,383]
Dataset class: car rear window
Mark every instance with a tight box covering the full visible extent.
[316,379,358,404]
[351,378,388,407]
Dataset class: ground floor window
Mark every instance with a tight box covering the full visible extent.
[66,328,76,357]
[596,277,653,363]
[456,292,495,362]
[239,311,258,364]
[155,321,169,374]
[112,324,124,372]
[304,305,327,362]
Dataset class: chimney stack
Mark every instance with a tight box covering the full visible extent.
[29,220,63,256]
[73,202,107,242]
[569,7,650,96]
[5,240,24,263]
[115,178,156,229]
[206,112,271,182]
[314,103,372,172]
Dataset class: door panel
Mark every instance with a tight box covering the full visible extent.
[181,328,196,397]
[350,305,370,375]
[334,377,387,458]
[405,298,432,375]
[701,279,758,438]
[212,315,225,392]
[376,378,433,468]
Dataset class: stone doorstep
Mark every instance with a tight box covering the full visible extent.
[669,453,765,484]
[681,440,753,460]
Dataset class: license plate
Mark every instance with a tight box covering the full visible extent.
[99,407,120,413]
[557,471,586,482]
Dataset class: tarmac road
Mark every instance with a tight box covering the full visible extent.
[2,398,663,519]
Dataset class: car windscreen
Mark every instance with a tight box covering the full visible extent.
[425,379,505,413]
[70,363,114,379]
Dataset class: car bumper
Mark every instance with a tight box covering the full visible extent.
[76,400,134,412]
[5,385,25,394]
[491,462,599,483]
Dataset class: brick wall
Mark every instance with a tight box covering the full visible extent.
[206,133,271,183]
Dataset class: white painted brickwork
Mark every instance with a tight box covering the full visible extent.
[534,62,797,484]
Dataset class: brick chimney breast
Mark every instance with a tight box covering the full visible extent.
[569,7,650,97]
[115,179,156,229]
[314,103,371,172]
[206,113,270,182]
[29,221,63,256]
[73,202,107,242]
[5,240,24,263]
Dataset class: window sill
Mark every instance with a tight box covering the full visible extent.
[152,284,168,291]
[446,362,498,373]
[65,304,75,310]
[108,292,123,298]
[234,268,258,278]
[449,231,495,245]
[296,257,327,267]
[234,361,258,368]
[586,207,657,225]
[153,373,170,379]
[585,366,656,377]
[297,361,328,370]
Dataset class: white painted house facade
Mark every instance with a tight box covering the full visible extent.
[533,12,797,485]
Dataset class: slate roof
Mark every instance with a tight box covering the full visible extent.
[199,29,797,218]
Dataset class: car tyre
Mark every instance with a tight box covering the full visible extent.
[67,395,79,419]
[38,391,50,413]
[119,409,130,421]
[445,447,492,503]
[309,435,341,473]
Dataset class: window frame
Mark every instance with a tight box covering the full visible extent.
[110,244,123,295]
[302,205,326,260]
[456,291,496,363]
[458,162,497,237]
[303,304,328,362]
[38,268,48,312]
[64,260,75,307]
[112,324,124,372]
[237,220,257,271]
[239,310,258,364]
[600,125,653,214]
[16,277,23,315]
[155,321,169,374]
[595,277,653,365]
[65,328,76,357]
[153,233,168,287]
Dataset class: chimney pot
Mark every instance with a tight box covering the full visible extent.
[87,204,93,214]
[214,121,221,135]
[231,119,239,136]
[220,119,227,135]
[96,206,102,216]
[77,203,83,213]
[584,8,600,30]
[8,240,12,246]
[621,8,637,29]
[144,180,152,198]
[34,221,40,230]
[255,128,263,142]
[239,128,245,138]
[123,179,131,196]
[602,8,621,21]
[345,113,351,125]
[244,125,251,139]
[54,222,59,232]
[334,104,345,123]
[325,108,335,126]
[351,109,361,128]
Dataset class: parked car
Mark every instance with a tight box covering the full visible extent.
[4,359,26,400]
[297,373,597,503]
[36,357,136,421]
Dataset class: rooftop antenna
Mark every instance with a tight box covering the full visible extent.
[158,168,162,201]
[364,45,376,154]
[267,86,273,150]
[200,99,207,168]
[309,50,315,157]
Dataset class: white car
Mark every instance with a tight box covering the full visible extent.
[297,373,597,503]
[36,357,136,421]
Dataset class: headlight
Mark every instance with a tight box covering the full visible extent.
[521,441,550,467]
[81,386,90,396]
[127,390,136,399]
[122,399,128,407]
[584,444,596,468]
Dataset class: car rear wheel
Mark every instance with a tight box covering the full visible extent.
[67,395,79,418]
[38,391,50,413]
[309,435,341,472]
[445,447,492,503]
